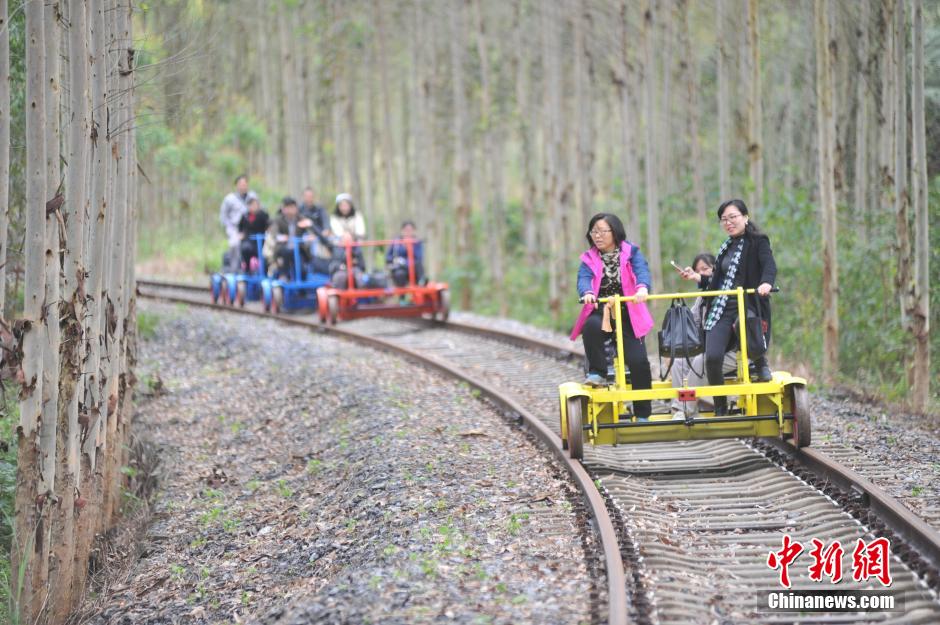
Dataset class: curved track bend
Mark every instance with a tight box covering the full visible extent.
[138,279,940,624]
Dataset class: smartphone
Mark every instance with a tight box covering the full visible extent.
[670,260,683,272]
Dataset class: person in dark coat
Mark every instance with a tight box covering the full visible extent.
[237,197,270,271]
[271,197,313,280]
[386,220,425,286]
[298,187,334,273]
[679,198,777,414]
[299,187,330,235]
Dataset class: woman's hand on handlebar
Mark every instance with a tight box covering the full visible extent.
[581,293,597,309]
[757,282,773,297]
[634,286,648,302]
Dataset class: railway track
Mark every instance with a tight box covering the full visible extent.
[138,278,940,624]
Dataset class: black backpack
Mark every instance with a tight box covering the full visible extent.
[658,299,704,380]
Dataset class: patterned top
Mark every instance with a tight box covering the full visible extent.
[598,250,621,297]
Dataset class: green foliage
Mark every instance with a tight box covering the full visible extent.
[137,311,161,341]
[0,383,19,624]
[136,228,228,277]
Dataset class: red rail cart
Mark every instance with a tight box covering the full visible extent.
[316,239,449,324]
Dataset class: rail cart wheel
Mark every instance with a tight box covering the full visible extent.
[327,295,340,325]
[316,288,329,323]
[790,384,812,448]
[566,396,585,461]
[235,281,247,307]
[435,288,451,323]
[210,277,220,304]
[219,277,230,306]
[271,286,284,315]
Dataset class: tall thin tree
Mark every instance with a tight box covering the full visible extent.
[15,1,48,621]
[909,0,929,411]
[815,0,839,382]
[745,0,763,211]
[450,0,473,309]
[642,0,661,290]
[0,0,9,318]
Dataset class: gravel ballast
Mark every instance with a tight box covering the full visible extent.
[78,302,600,625]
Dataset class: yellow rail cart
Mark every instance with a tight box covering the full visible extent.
[559,289,811,460]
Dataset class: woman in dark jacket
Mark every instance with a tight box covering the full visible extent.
[680,199,777,414]
[237,197,270,270]
[570,213,654,420]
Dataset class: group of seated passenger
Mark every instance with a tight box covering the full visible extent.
[219,173,424,288]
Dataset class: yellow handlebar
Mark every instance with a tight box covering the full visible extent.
[595,287,777,303]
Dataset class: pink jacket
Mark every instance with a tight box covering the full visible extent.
[569,242,655,340]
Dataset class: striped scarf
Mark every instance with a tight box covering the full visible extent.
[703,236,746,331]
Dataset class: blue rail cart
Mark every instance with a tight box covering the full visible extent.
[232,234,267,307]
[262,236,330,313]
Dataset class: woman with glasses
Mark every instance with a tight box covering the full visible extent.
[570,213,654,420]
[679,199,777,415]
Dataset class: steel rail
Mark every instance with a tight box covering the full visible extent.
[137,285,630,625]
[140,278,940,608]
[137,277,585,361]
[762,438,940,583]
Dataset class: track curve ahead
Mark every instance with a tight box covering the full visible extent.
[138,278,940,624]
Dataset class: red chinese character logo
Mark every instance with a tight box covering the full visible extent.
[767,534,804,588]
[808,538,844,583]
[851,537,892,586]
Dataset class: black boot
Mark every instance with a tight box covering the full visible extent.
[754,357,773,382]
[713,396,728,416]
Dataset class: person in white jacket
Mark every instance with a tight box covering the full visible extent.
[329,193,366,242]
[219,174,258,270]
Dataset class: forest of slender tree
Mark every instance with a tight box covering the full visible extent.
[0,1,139,622]
[114,0,939,410]
[0,0,935,621]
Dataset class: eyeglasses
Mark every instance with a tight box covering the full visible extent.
[719,213,743,224]
[590,228,612,237]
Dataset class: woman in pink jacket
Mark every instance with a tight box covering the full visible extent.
[570,213,654,420]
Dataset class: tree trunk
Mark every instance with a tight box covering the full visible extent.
[102,0,130,526]
[50,0,89,617]
[745,0,763,211]
[40,10,63,615]
[617,0,641,247]
[449,0,472,310]
[473,0,507,315]
[878,0,896,243]
[15,1,48,621]
[893,0,912,355]
[783,34,794,197]
[853,1,870,224]
[256,5,278,188]
[658,0,674,194]
[815,0,838,382]
[0,0,9,318]
[513,1,538,260]
[574,0,595,227]
[364,39,377,226]
[680,0,707,247]
[346,59,362,212]
[642,0,661,291]
[412,0,440,276]
[117,0,137,513]
[278,5,304,193]
[74,0,108,600]
[376,1,401,230]
[716,0,730,199]
[909,0,929,412]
